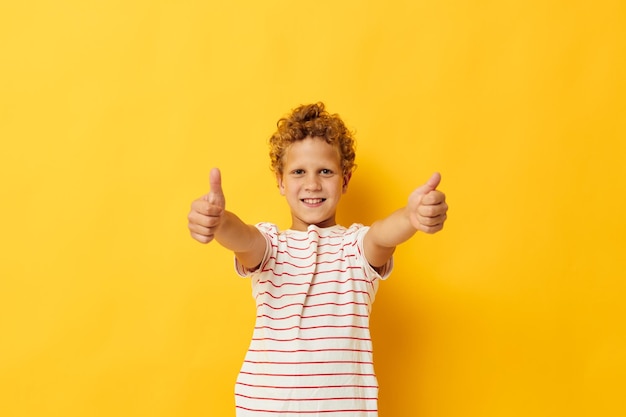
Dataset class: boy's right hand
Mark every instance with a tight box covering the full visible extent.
[188,168,226,244]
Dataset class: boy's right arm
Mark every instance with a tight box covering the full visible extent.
[187,168,267,270]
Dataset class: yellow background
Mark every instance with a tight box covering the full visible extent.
[1,1,625,416]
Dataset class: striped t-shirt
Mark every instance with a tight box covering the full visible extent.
[234,223,393,416]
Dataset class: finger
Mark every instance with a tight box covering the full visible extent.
[416,222,445,234]
[424,172,441,191]
[190,231,214,244]
[415,172,441,195]
[417,201,448,217]
[415,212,447,227]
[208,168,225,206]
[420,190,446,206]
[209,167,222,193]
[188,209,224,229]
[188,221,210,235]
[190,200,223,219]
[410,172,442,207]
[416,213,447,230]
[191,198,210,215]
[188,219,221,238]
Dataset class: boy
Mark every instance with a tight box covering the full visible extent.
[187,103,448,416]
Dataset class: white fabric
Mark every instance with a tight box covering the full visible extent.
[234,223,393,416]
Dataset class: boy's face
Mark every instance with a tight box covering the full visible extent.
[277,136,350,231]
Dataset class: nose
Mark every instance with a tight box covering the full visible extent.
[304,173,322,191]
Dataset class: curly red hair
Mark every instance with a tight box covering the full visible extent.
[269,102,356,176]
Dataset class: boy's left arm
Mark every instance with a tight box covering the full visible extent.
[363,173,448,268]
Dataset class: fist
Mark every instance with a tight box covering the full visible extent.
[188,168,226,243]
[407,172,448,233]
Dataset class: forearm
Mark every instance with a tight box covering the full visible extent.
[364,207,417,267]
[363,173,447,268]
[214,211,266,268]
[369,206,417,249]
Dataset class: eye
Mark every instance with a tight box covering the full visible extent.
[320,169,334,176]
[291,169,305,175]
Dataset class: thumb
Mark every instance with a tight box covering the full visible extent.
[414,172,441,197]
[408,172,441,230]
[208,167,225,206]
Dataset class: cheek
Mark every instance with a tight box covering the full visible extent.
[329,180,345,195]
[279,180,297,197]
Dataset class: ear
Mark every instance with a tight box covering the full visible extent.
[342,172,352,193]
[276,172,286,195]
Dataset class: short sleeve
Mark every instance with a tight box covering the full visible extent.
[349,224,394,281]
[234,222,276,277]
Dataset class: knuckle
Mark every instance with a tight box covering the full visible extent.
[191,233,208,244]
[419,206,435,217]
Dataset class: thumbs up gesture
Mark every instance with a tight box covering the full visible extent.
[188,168,226,244]
[407,172,448,233]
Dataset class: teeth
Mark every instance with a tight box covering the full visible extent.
[303,198,324,204]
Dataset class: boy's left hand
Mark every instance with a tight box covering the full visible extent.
[407,172,448,233]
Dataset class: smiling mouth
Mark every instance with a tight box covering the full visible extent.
[301,198,325,204]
